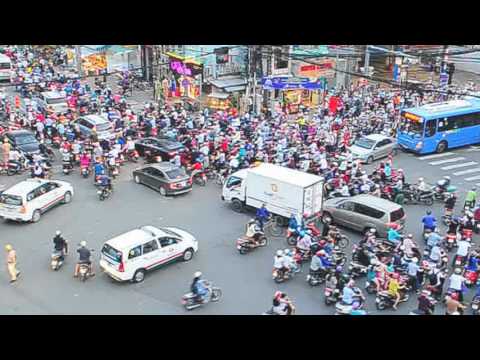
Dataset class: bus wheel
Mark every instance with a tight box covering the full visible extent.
[436,141,448,154]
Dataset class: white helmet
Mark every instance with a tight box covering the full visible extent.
[194,271,202,278]
[56,230,61,236]
[412,257,419,263]
[419,177,424,182]
[80,241,87,247]
[276,250,284,256]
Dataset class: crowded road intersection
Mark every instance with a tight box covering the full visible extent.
[2,45,480,315]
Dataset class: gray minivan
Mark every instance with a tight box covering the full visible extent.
[322,194,405,237]
[73,115,115,141]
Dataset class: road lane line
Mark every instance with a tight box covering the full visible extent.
[418,152,454,160]
[429,157,465,165]
[441,162,477,170]
[465,175,480,181]
[453,168,480,176]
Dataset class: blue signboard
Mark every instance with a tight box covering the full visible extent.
[261,77,323,90]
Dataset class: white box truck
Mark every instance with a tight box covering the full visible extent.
[221,163,323,223]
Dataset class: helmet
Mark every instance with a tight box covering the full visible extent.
[444,176,451,181]
[412,257,418,263]
[398,168,403,173]
[450,292,459,301]
[284,249,291,256]
[426,210,432,215]
[407,234,413,239]
[318,250,326,257]
[419,177,424,182]
[336,265,343,272]
[276,250,284,257]
[194,271,202,278]
[454,267,462,274]
[80,241,87,247]
[370,228,377,234]
[56,230,61,236]
[5,244,12,251]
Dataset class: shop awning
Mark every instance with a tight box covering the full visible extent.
[224,85,246,93]
[208,91,230,99]
[208,76,247,90]
[165,52,203,66]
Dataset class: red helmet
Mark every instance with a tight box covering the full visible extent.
[450,292,459,301]
[319,240,327,247]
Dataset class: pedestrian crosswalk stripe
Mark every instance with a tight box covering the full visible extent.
[465,175,480,181]
[453,168,480,176]
[429,157,465,165]
[418,152,454,160]
[441,161,478,170]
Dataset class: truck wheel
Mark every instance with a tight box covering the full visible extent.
[231,199,244,213]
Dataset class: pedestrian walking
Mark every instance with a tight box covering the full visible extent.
[5,244,20,283]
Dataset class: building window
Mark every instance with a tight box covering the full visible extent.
[274,46,289,70]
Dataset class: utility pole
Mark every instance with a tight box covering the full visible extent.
[252,45,257,115]
[364,44,370,76]
[75,45,82,77]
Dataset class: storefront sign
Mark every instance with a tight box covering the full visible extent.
[298,59,335,78]
[262,77,323,90]
[169,59,203,77]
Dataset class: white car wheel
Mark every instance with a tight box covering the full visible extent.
[134,175,141,184]
[63,191,72,204]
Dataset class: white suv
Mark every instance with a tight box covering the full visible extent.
[100,225,198,283]
[0,179,74,223]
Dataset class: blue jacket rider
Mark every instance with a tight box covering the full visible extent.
[94,162,105,177]
[387,227,402,245]
[427,232,442,248]
[256,204,270,230]
[422,211,437,231]
[191,272,208,302]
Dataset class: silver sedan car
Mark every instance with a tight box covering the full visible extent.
[349,134,398,164]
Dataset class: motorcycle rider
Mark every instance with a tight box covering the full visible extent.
[273,250,288,278]
[296,230,313,255]
[407,257,420,294]
[341,279,364,308]
[387,272,406,310]
[416,177,431,197]
[444,192,457,218]
[245,219,262,245]
[464,187,477,209]
[255,204,270,231]
[445,292,466,315]
[448,267,466,302]
[80,151,91,172]
[190,271,208,303]
[428,264,447,300]
[53,230,68,256]
[387,224,402,246]
[283,249,299,273]
[454,237,472,266]
[98,173,113,193]
[422,209,437,233]
[61,148,73,171]
[417,289,436,315]
[123,136,136,157]
[74,241,94,277]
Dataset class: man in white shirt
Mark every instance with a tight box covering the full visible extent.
[448,268,466,301]
[455,239,471,264]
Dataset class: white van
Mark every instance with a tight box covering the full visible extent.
[100,225,198,283]
[0,179,74,223]
[0,53,12,82]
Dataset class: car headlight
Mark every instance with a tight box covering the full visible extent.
[415,142,423,150]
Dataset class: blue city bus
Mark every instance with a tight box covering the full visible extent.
[397,98,480,154]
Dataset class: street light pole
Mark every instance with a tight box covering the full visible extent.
[75,45,82,77]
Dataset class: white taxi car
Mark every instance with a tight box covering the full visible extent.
[0,179,74,223]
[100,225,198,283]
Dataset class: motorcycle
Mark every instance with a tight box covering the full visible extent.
[97,185,111,201]
[0,160,24,176]
[78,252,94,282]
[471,295,480,315]
[51,250,65,271]
[445,233,457,252]
[273,266,299,283]
[126,149,139,163]
[403,188,435,206]
[335,288,365,315]
[192,171,207,186]
[324,286,342,306]
[62,161,73,175]
[464,268,479,287]
[181,281,222,310]
[236,234,267,254]
[305,268,328,286]
[286,222,322,246]
[462,228,473,240]
[348,262,368,279]
[375,289,409,310]
[81,166,90,178]
[109,164,120,179]
[434,179,455,201]
[144,150,162,164]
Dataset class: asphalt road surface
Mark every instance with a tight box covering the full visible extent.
[0,145,479,315]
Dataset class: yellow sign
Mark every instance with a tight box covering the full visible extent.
[404,112,422,122]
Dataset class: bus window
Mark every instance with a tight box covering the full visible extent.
[425,119,437,137]
[438,118,456,132]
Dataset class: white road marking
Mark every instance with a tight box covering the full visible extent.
[418,152,454,160]
[453,168,480,176]
[465,175,480,181]
[429,157,465,165]
[441,162,478,170]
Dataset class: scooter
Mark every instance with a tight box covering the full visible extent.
[348,262,368,279]
[445,233,457,252]
[51,250,66,271]
[464,268,479,287]
[62,161,73,175]
[273,267,299,283]
[236,234,267,254]
[324,286,342,306]
[81,166,90,178]
[471,295,480,315]
[181,281,222,310]
[192,171,207,186]
[305,268,328,286]
[97,185,111,201]
[335,288,365,315]
[375,289,410,310]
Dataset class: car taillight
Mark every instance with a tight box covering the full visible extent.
[118,262,125,272]
[20,206,26,214]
